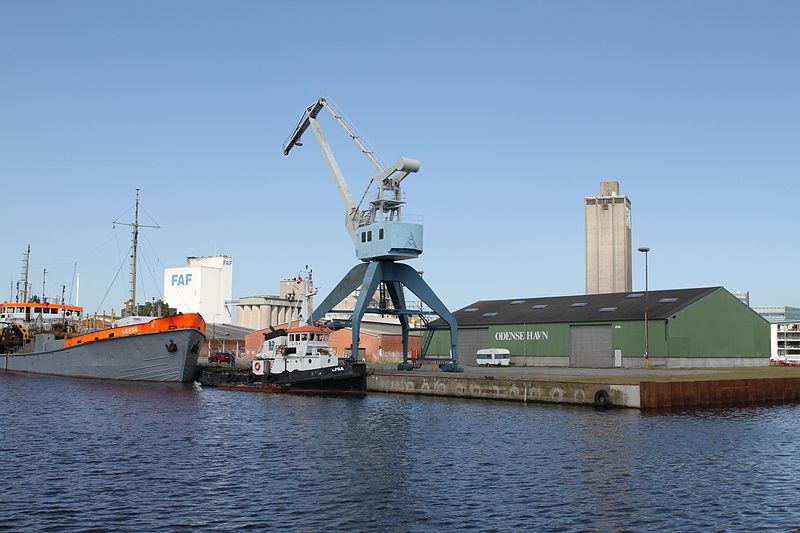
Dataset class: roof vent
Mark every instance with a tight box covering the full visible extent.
[599,307,617,312]
[659,297,679,303]
[627,293,644,298]
[532,304,549,309]
[464,308,479,312]
[510,300,526,305]
[482,312,498,317]
[570,302,588,308]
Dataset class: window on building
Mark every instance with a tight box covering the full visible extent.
[482,312,498,317]
[570,302,587,308]
[510,300,526,305]
[532,304,548,309]
[627,293,644,298]
[659,297,679,303]
[599,307,617,312]
[464,308,479,312]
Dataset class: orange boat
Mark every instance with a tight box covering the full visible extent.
[2,313,206,382]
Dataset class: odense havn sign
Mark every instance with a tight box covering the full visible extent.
[495,331,549,341]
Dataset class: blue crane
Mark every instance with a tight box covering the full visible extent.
[283,97,462,372]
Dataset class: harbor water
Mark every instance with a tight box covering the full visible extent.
[1,373,799,532]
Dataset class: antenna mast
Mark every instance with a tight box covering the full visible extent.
[20,245,30,303]
[114,189,160,317]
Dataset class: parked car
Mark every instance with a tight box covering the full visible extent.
[208,351,236,365]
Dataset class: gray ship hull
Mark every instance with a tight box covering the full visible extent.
[1,329,203,383]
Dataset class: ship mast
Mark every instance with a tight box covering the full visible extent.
[130,190,140,316]
[20,245,30,303]
[114,189,159,317]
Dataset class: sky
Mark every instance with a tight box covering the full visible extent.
[1,0,798,315]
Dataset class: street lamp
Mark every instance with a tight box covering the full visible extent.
[638,247,650,368]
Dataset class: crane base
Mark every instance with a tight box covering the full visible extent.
[439,362,464,373]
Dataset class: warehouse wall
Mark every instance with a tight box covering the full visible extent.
[665,288,769,358]
[427,288,770,367]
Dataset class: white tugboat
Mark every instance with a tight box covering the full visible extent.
[200,268,366,393]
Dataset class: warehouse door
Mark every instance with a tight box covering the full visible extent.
[570,325,613,368]
[458,328,488,366]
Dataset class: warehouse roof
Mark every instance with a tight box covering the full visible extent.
[440,287,723,326]
[206,322,254,341]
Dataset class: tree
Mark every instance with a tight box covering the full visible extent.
[136,299,176,317]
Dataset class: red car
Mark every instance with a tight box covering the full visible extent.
[208,351,235,365]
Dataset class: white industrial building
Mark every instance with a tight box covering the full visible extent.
[164,255,233,324]
[236,278,312,330]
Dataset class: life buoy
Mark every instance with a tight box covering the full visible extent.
[278,345,285,354]
[594,389,611,408]
[254,361,262,372]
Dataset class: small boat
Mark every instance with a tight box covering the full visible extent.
[199,267,366,393]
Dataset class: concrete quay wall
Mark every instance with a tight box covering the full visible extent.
[367,371,641,408]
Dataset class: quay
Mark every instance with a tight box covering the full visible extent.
[365,364,800,410]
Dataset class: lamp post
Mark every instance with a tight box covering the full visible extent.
[638,247,650,368]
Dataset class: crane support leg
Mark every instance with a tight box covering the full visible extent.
[385,281,409,364]
[311,261,460,371]
[349,262,383,361]
[311,263,369,324]
[380,262,459,370]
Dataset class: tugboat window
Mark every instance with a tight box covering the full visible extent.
[361,232,366,243]
[379,229,384,239]
[367,231,372,241]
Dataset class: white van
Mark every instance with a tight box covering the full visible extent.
[476,348,511,367]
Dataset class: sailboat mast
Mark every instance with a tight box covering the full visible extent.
[129,188,140,316]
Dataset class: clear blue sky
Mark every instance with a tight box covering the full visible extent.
[2,1,798,314]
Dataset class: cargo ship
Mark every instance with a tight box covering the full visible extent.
[0,190,205,383]
[1,312,205,382]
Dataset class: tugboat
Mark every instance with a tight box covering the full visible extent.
[199,267,367,394]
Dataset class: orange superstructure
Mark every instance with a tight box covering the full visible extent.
[64,313,206,347]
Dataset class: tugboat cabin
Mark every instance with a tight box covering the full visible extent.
[257,325,337,373]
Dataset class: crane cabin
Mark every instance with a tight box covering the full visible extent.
[356,221,423,261]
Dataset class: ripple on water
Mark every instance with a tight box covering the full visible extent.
[1,374,800,531]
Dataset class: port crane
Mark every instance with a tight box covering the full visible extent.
[283,97,461,371]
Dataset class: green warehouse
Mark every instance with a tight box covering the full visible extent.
[428,287,770,368]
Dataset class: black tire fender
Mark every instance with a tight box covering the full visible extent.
[594,389,611,408]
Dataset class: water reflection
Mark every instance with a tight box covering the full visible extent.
[1,374,799,531]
